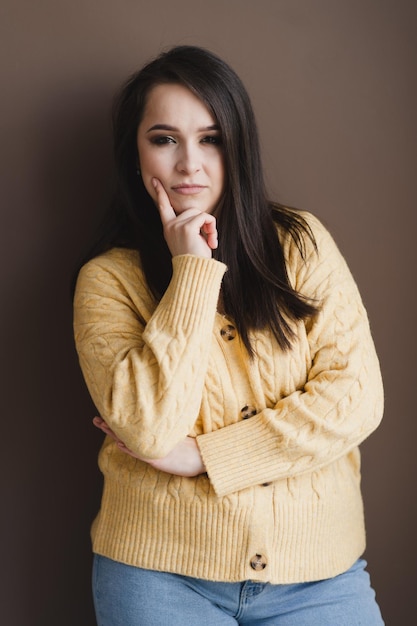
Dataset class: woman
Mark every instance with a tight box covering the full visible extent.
[73,45,384,625]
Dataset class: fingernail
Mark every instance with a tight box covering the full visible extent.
[152,177,158,189]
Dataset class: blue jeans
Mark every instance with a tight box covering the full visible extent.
[92,555,384,625]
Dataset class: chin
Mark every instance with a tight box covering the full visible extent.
[173,202,211,215]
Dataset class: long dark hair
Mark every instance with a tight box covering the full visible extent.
[77,45,317,354]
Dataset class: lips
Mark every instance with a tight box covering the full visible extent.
[171,184,207,195]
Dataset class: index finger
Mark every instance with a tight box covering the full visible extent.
[152,178,176,225]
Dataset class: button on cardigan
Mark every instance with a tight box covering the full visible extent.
[73,212,383,584]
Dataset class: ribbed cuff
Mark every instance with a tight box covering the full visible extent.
[197,414,282,497]
[146,255,227,337]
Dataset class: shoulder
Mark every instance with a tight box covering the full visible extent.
[74,247,150,303]
[76,247,141,287]
[278,209,334,251]
[299,211,338,251]
[277,209,351,293]
[74,247,157,328]
[277,208,341,254]
[79,246,140,275]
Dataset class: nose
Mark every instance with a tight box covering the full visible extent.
[176,142,201,174]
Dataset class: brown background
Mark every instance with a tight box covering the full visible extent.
[1,1,416,624]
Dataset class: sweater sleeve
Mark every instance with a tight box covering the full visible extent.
[73,252,227,458]
[197,216,384,496]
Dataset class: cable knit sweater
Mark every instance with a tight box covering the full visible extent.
[73,212,383,584]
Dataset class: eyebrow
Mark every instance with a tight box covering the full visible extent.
[146,124,220,133]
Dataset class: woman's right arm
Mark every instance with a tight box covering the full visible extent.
[74,252,225,460]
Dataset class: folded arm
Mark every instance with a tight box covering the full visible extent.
[74,252,226,459]
[197,218,384,496]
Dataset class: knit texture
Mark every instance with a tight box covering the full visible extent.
[73,213,383,584]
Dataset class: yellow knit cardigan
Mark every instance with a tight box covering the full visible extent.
[73,213,383,584]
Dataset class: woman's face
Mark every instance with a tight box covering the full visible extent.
[137,83,225,216]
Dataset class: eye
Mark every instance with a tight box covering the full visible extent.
[201,135,222,145]
[150,135,176,145]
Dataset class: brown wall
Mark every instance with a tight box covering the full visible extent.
[1,1,416,624]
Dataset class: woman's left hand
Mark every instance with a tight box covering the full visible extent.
[93,417,206,477]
